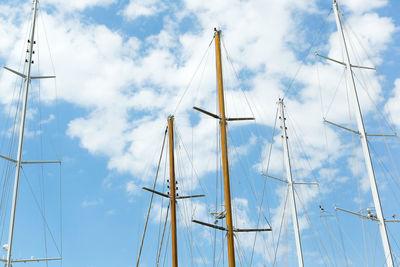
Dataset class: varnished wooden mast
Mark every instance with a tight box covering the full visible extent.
[168,116,178,267]
[215,29,236,267]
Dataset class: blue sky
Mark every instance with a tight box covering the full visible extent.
[0,0,400,266]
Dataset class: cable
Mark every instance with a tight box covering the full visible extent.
[136,126,168,267]
[172,36,214,115]
[156,204,170,267]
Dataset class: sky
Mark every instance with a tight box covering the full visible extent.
[0,0,400,266]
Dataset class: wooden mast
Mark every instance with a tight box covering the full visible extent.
[168,115,178,267]
[214,29,236,267]
[140,117,205,266]
[192,29,270,266]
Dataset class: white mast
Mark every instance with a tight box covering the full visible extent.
[332,1,394,266]
[6,0,39,266]
[279,98,304,267]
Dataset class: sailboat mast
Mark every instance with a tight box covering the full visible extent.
[6,0,39,266]
[168,116,178,267]
[332,2,394,266]
[214,29,236,267]
[278,99,304,267]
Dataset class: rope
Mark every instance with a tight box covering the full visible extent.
[136,126,168,267]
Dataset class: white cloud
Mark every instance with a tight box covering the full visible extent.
[43,0,117,12]
[126,180,139,195]
[40,0,395,227]
[339,0,387,14]
[81,198,104,207]
[385,79,400,130]
[123,0,166,20]
[40,114,55,124]
[1,1,398,263]
[106,209,116,215]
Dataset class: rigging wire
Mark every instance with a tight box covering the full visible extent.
[214,115,221,267]
[279,106,337,265]
[329,21,373,264]
[284,107,342,265]
[250,106,279,265]
[282,7,333,99]
[341,12,378,69]
[353,72,400,188]
[372,225,379,266]
[58,162,63,266]
[136,126,168,267]
[39,4,64,263]
[348,49,397,134]
[0,2,63,263]
[323,68,346,118]
[174,126,208,267]
[172,124,209,196]
[34,15,50,265]
[334,208,349,266]
[272,186,289,267]
[316,48,354,266]
[172,36,214,115]
[157,204,170,267]
[162,224,172,267]
[317,10,370,264]
[321,213,339,267]
[317,63,346,265]
[221,33,276,265]
[293,187,335,267]
[0,43,28,247]
[226,127,273,263]
[38,1,62,163]
[20,166,61,255]
[368,141,400,205]
[333,211,368,266]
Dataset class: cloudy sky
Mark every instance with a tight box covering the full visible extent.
[0,0,399,266]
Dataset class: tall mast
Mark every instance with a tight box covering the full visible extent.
[278,99,304,267]
[192,29,271,266]
[332,1,393,266]
[6,0,39,266]
[215,29,236,267]
[141,117,205,266]
[168,116,178,267]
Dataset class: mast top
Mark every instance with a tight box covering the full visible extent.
[214,27,221,34]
